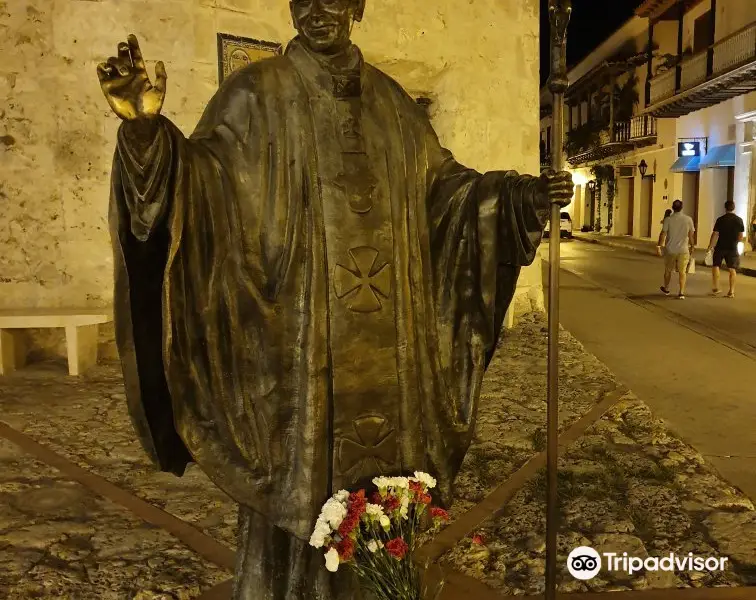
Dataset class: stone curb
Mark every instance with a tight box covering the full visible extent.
[572,233,756,278]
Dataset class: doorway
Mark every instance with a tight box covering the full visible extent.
[640,177,654,238]
[712,166,736,222]
[627,177,635,236]
[573,184,583,230]
[682,172,700,244]
[615,177,635,236]
[586,188,596,230]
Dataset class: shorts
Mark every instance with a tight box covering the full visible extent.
[713,249,740,269]
[664,252,690,273]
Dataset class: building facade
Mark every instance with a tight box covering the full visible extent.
[541,0,756,249]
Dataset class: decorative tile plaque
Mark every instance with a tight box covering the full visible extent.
[217,33,282,85]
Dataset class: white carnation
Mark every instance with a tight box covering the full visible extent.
[309,518,331,548]
[333,490,350,503]
[367,540,379,553]
[365,503,385,519]
[373,476,391,490]
[379,515,391,530]
[389,477,410,489]
[413,471,437,489]
[400,495,410,520]
[321,498,347,530]
[325,547,340,572]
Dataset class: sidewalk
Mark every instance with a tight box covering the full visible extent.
[572,231,756,277]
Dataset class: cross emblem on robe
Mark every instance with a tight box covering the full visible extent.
[339,415,397,473]
[333,246,391,313]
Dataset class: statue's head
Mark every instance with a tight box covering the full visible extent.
[290,0,366,55]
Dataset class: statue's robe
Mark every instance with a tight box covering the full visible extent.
[110,38,549,599]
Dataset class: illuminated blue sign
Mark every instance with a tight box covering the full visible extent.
[678,141,701,157]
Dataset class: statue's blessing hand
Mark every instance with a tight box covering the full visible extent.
[542,170,574,208]
[97,34,167,121]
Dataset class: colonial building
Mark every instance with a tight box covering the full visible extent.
[541,0,756,249]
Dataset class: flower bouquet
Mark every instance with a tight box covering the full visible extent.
[309,472,450,600]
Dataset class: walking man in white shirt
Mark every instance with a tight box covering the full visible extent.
[656,199,695,299]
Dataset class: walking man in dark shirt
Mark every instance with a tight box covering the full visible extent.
[708,200,745,298]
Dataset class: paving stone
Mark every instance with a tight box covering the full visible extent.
[0,439,229,599]
[0,367,239,549]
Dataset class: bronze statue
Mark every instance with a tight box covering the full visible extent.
[97,0,572,598]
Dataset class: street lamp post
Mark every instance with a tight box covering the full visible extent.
[547,2,571,600]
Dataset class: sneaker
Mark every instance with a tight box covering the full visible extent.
[678,294,686,300]
[727,291,735,298]
[712,289,721,296]
[660,287,671,296]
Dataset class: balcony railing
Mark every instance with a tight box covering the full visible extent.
[649,21,756,106]
[681,51,708,90]
[566,116,658,164]
[650,69,676,104]
[713,22,756,73]
[614,115,658,142]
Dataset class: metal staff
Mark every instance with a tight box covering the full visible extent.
[546,1,571,599]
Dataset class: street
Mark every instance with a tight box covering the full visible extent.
[544,240,756,503]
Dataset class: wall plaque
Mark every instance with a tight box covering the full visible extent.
[217,33,282,85]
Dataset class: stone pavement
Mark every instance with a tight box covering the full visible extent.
[440,314,756,596]
[0,435,229,599]
[1,316,756,598]
[0,364,238,599]
[572,232,756,278]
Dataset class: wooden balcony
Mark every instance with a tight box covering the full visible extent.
[650,69,676,105]
[567,115,658,166]
[646,21,756,118]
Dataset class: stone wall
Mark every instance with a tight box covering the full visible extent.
[0,0,542,359]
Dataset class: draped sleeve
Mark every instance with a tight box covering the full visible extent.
[108,65,261,475]
[421,113,550,424]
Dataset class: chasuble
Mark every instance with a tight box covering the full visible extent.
[109,37,551,595]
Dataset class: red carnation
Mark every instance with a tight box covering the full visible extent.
[419,493,432,505]
[385,537,409,560]
[336,537,355,561]
[409,480,424,495]
[430,507,450,521]
[383,495,400,512]
[471,533,485,546]
[370,491,383,505]
[337,512,359,537]
[349,490,367,516]
[338,490,368,537]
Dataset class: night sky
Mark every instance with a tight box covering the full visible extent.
[540,0,645,86]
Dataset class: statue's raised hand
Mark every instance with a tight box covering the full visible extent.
[97,35,167,121]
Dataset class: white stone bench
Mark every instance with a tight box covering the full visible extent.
[0,308,113,376]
